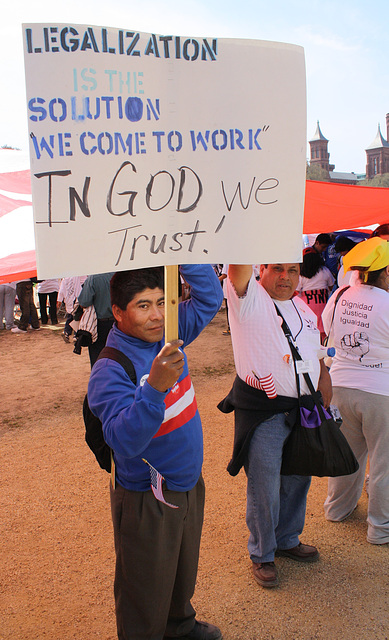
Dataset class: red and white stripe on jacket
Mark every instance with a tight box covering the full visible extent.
[153,374,198,438]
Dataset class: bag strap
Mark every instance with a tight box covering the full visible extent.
[96,346,137,385]
[274,304,325,418]
[324,285,350,346]
[274,306,303,398]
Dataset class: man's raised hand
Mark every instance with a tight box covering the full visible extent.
[148,340,185,392]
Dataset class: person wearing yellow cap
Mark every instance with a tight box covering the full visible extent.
[322,237,389,545]
[343,236,389,283]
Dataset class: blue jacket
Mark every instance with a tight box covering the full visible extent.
[88,264,223,491]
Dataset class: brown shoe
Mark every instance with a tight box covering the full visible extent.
[276,542,319,562]
[164,620,222,639]
[252,561,279,588]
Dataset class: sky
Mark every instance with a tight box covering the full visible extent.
[1,0,388,175]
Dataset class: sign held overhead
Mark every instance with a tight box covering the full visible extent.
[23,24,306,278]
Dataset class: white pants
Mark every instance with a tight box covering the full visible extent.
[324,387,389,544]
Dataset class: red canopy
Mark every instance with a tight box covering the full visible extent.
[0,250,36,284]
[303,180,389,234]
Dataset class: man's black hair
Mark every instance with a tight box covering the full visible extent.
[315,233,332,246]
[334,236,357,254]
[110,267,164,310]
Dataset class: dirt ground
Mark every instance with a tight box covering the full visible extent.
[0,308,388,640]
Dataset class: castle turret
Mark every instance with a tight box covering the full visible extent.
[386,113,389,145]
[365,123,389,178]
[309,121,334,172]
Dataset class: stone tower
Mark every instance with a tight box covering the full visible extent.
[309,121,334,172]
[365,116,389,179]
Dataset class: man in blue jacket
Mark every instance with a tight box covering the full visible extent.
[88,264,223,640]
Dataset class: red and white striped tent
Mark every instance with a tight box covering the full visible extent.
[1,148,388,284]
[0,149,35,284]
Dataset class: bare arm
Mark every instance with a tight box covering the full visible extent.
[317,359,332,409]
[228,265,253,297]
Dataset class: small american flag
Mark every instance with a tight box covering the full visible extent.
[248,371,278,399]
[142,459,178,509]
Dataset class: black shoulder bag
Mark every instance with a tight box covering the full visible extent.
[275,305,359,477]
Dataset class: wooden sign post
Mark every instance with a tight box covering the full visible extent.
[164,265,179,343]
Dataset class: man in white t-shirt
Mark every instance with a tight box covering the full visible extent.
[219,264,332,589]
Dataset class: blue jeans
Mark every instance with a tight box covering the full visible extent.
[244,413,311,563]
[64,312,74,336]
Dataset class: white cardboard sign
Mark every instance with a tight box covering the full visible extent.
[23,24,306,278]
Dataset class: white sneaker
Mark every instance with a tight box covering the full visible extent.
[11,326,27,334]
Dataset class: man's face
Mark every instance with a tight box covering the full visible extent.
[259,263,300,301]
[112,287,165,342]
[314,241,329,254]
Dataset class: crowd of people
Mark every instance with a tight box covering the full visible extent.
[1,226,388,640]
[0,275,87,338]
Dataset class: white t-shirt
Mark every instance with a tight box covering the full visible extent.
[297,266,334,292]
[322,284,389,396]
[37,279,60,294]
[58,276,87,312]
[226,274,321,398]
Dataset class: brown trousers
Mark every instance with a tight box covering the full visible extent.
[110,476,205,640]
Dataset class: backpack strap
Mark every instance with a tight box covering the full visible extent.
[96,346,137,385]
[95,346,137,488]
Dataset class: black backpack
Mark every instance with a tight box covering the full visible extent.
[83,346,137,472]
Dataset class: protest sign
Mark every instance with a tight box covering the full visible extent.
[23,24,306,278]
